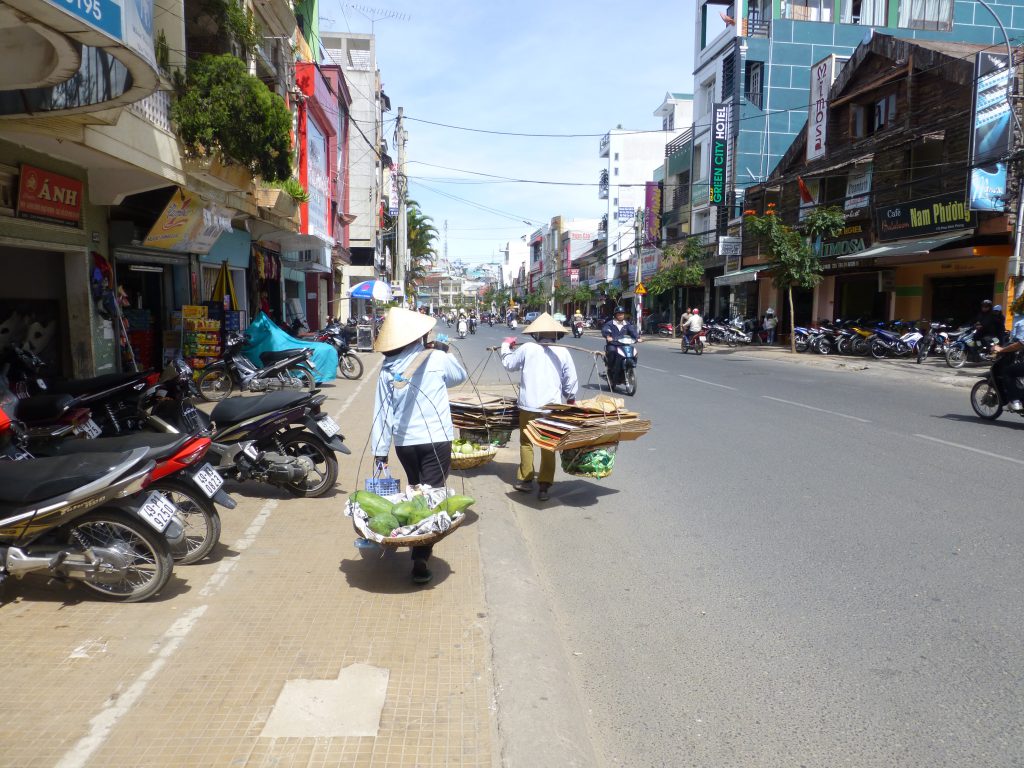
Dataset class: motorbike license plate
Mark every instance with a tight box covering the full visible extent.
[138,491,178,532]
[191,463,223,498]
[242,443,260,461]
[317,415,340,437]
[77,419,102,439]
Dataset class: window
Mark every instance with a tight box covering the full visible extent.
[840,0,888,24]
[663,113,675,131]
[614,167,619,176]
[898,0,953,31]
[693,144,704,180]
[744,61,763,109]
[783,0,833,21]
[701,79,716,114]
[613,197,618,206]
[909,137,945,198]
[614,152,619,161]
[852,92,897,137]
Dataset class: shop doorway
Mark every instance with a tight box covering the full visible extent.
[835,274,888,322]
[930,273,995,326]
[780,287,814,329]
[0,246,68,375]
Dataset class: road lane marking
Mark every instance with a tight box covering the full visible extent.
[57,380,372,768]
[914,433,1024,466]
[678,374,737,391]
[640,365,667,373]
[762,396,871,423]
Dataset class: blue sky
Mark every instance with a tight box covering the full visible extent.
[322,0,697,266]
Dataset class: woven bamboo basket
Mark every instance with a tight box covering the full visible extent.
[450,445,498,470]
[352,511,468,549]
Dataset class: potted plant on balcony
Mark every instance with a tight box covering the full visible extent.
[172,53,292,191]
[257,178,308,217]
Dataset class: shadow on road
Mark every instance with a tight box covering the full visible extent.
[933,413,1024,430]
[338,552,453,593]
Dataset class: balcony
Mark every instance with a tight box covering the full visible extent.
[598,169,609,200]
[599,132,610,158]
[665,128,693,158]
[127,90,173,134]
[743,13,770,38]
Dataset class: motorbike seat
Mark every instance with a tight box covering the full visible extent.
[0,451,138,504]
[260,349,307,366]
[14,394,76,423]
[32,432,192,462]
[210,391,308,426]
[46,372,145,396]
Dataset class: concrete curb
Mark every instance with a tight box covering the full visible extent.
[473,469,602,768]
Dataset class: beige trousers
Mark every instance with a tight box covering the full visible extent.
[518,409,555,485]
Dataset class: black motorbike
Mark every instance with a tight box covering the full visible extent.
[148,360,349,498]
[946,328,996,369]
[970,359,1024,421]
[0,405,181,601]
[601,338,639,396]
[196,332,317,401]
[572,319,585,339]
[311,319,364,379]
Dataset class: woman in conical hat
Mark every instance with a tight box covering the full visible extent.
[371,307,467,583]
[500,312,578,501]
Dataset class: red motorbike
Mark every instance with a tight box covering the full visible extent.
[680,328,707,355]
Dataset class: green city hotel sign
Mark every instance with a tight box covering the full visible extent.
[709,103,729,205]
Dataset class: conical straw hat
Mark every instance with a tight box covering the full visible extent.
[374,307,437,352]
[521,312,568,336]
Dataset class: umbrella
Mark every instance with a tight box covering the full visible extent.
[349,280,393,301]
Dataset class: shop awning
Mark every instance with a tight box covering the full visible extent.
[837,232,968,260]
[715,265,771,286]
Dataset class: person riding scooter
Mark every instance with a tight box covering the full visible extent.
[683,308,704,348]
[601,307,638,383]
[456,313,469,339]
[572,310,585,338]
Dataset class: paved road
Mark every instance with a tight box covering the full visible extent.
[460,323,1024,768]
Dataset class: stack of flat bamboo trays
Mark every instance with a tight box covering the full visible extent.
[523,395,651,452]
[449,392,519,431]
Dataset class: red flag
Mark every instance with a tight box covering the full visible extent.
[797,176,815,205]
[719,11,736,25]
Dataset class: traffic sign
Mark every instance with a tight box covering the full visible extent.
[635,283,647,296]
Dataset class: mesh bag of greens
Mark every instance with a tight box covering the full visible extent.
[560,443,618,479]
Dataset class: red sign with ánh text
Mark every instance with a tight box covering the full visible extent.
[17,164,83,227]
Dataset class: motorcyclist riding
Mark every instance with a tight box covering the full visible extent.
[683,308,704,348]
[602,307,639,382]
[975,299,1003,350]
[572,310,585,338]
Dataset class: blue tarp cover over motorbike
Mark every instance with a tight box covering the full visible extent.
[243,312,338,383]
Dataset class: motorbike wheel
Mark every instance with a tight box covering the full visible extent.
[836,337,852,355]
[795,337,809,353]
[681,338,688,354]
[869,340,888,359]
[695,338,704,355]
[853,338,870,356]
[276,429,339,498]
[197,367,234,401]
[894,341,912,357]
[67,511,174,602]
[970,380,1003,420]
[148,479,221,565]
[946,346,967,369]
[623,366,637,396]
[285,365,316,391]
[338,353,363,380]
[815,338,832,355]
[916,340,930,364]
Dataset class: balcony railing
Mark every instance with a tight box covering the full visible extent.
[598,170,609,200]
[744,13,770,38]
[127,89,172,134]
[665,127,694,158]
[599,132,610,158]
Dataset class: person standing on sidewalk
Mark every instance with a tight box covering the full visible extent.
[764,308,778,345]
[371,307,468,584]
[500,313,578,502]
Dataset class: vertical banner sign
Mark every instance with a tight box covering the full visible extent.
[807,56,836,162]
[709,104,729,206]
[969,52,1012,211]
[644,181,662,245]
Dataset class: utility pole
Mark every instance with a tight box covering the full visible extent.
[635,209,645,333]
[396,106,409,304]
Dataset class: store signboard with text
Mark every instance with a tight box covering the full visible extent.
[17,164,83,227]
[807,55,837,162]
[143,188,231,253]
[875,193,974,242]
[305,118,332,243]
[709,103,728,205]
[968,51,1012,211]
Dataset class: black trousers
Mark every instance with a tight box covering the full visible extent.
[993,355,1024,401]
[394,442,452,562]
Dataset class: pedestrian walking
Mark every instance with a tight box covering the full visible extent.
[371,307,468,584]
[764,308,778,345]
[500,312,578,501]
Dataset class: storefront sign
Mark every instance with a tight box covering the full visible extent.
[718,236,741,257]
[143,188,230,253]
[569,268,579,286]
[807,55,836,162]
[617,206,635,222]
[845,165,872,212]
[724,253,741,273]
[17,164,83,227]
[968,51,1012,211]
[305,118,331,243]
[46,0,123,44]
[709,103,728,205]
[641,246,661,274]
[875,193,975,242]
[644,181,661,246]
[819,223,869,258]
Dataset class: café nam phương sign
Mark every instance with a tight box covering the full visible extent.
[875,193,975,242]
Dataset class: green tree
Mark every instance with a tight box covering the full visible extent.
[572,284,594,313]
[745,204,846,353]
[646,238,706,337]
[172,54,292,181]
[404,200,438,289]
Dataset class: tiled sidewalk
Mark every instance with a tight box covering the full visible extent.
[0,371,497,768]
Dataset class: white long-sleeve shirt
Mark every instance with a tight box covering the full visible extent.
[501,341,578,413]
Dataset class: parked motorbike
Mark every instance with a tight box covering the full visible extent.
[655,322,674,337]
[148,361,348,497]
[602,339,638,396]
[196,332,317,401]
[946,329,995,369]
[310,319,364,380]
[0,404,180,601]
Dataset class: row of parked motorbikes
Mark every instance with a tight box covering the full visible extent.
[0,341,351,603]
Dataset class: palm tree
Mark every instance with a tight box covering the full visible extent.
[405,200,438,289]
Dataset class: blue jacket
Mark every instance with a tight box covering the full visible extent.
[371,343,467,456]
[602,319,639,346]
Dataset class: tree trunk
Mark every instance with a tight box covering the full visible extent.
[788,285,796,354]
[671,290,678,339]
